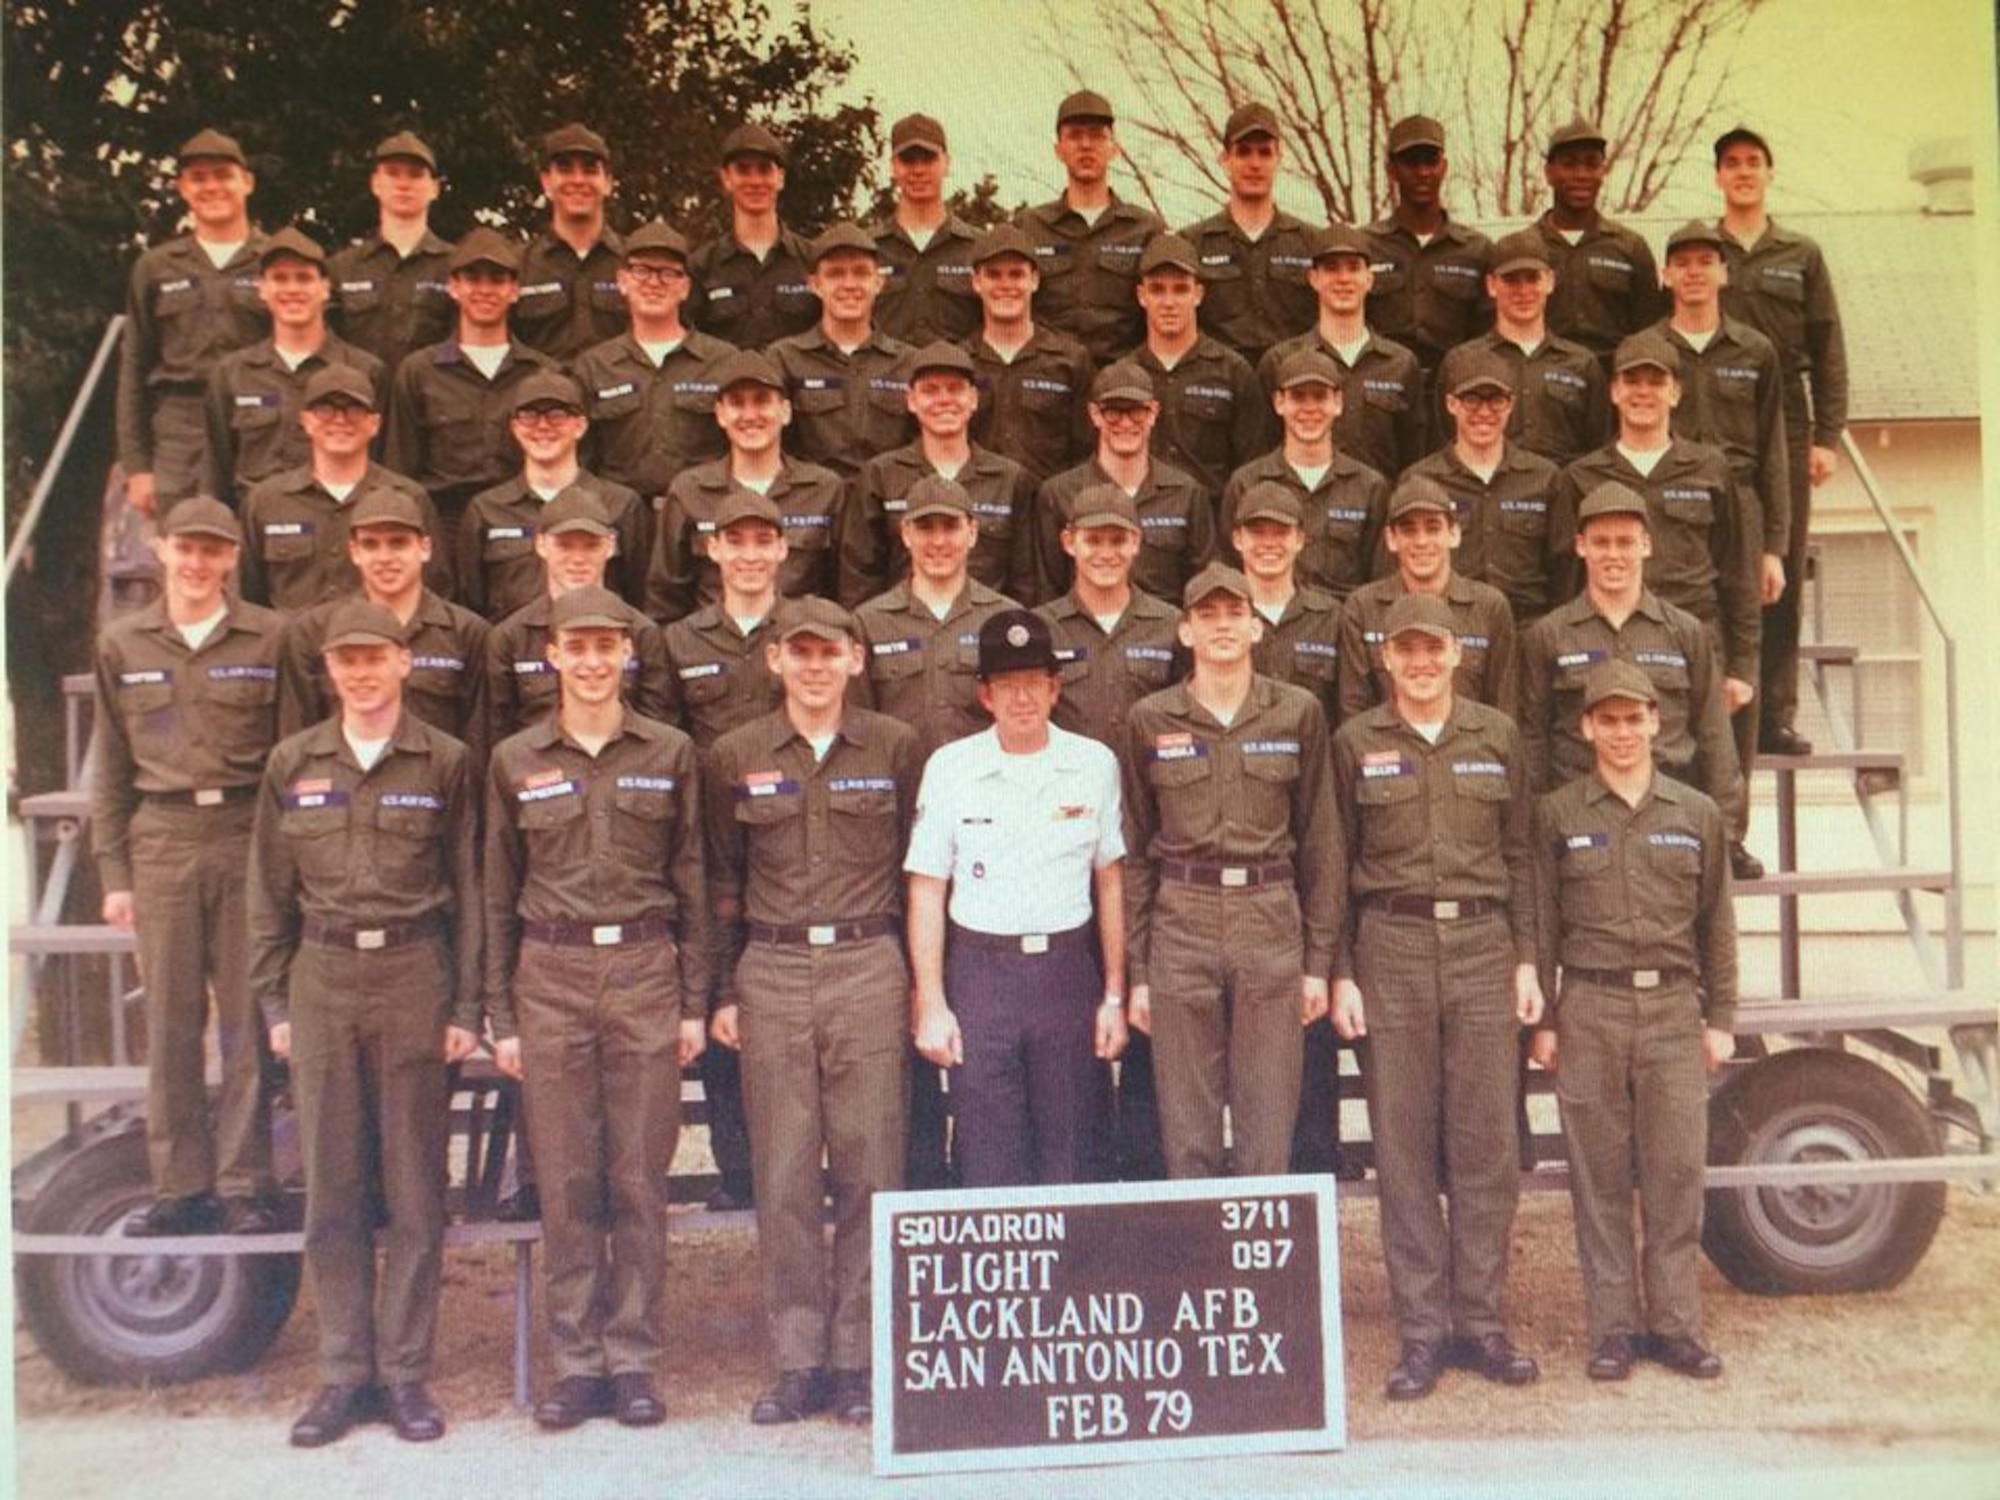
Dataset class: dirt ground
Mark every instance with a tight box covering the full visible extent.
[15,1186,2000,1461]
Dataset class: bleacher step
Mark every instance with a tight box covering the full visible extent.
[1736,867,1954,897]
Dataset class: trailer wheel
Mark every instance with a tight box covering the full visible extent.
[16,1128,300,1384]
[1704,1048,1946,1294]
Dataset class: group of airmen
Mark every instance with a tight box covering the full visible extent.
[93,86,1845,1445]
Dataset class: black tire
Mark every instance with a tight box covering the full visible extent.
[16,1128,300,1384]
[1703,1048,1947,1295]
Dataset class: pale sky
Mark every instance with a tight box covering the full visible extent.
[803,0,1994,224]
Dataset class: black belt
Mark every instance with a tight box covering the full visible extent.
[1368,895,1504,921]
[1159,859,1294,889]
[746,915,900,948]
[143,785,257,808]
[1564,965,1693,991]
[302,910,447,951]
[949,921,1091,956]
[522,916,675,948]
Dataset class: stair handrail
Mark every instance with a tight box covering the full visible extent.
[1837,431,1964,988]
[3,316,126,590]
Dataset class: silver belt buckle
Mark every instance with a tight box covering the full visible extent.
[592,924,624,947]
[1434,900,1462,920]
[1633,968,1662,989]
[193,788,225,807]
[355,928,387,951]
[808,925,837,947]
[1021,933,1050,955]
[1219,866,1250,888]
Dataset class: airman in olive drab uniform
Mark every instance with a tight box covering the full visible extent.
[769,223,916,478]
[486,585,709,1433]
[960,223,1096,489]
[688,124,820,350]
[116,128,268,520]
[646,350,846,623]
[870,113,982,346]
[1336,476,1518,724]
[1402,350,1568,622]
[1124,564,1343,1182]
[1531,119,1666,365]
[704,596,921,1429]
[1712,125,1849,760]
[1222,348,1391,602]
[93,499,284,1238]
[1257,225,1428,481]
[236,364,447,613]
[383,228,559,583]
[1364,115,1494,385]
[1016,89,1163,366]
[248,598,482,1449]
[329,132,455,372]
[1530,660,1736,1383]
[840,340,1036,607]
[513,124,627,360]
[570,219,736,504]
[1332,591,1544,1403]
[1121,232,1274,501]
[1024,361,1218,608]
[1177,102,1318,369]
[203,227,385,511]
[458,369,651,620]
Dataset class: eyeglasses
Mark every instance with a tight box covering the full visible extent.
[1455,392,1514,411]
[624,263,688,286]
[513,406,581,427]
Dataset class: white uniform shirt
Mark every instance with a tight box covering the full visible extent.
[904,723,1124,935]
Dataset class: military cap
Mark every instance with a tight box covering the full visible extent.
[1387,115,1446,155]
[1306,222,1373,263]
[1583,658,1659,709]
[1275,349,1342,390]
[1234,482,1306,528]
[1547,117,1608,156]
[1388,476,1457,522]
[510,369,585,414]
[710,349,785,394]
[622,219,691,263]
[373,131,437,171]
[549,585,630,633]
[720,122,788,166]
[1664,219,1728,256]
[977,608,1058,678]
[1713,124,1773,166]
[160,496,241,543]
[321,599,407,651]
[539,487,614,536]
[712,488,785,533]
[347,487,428,532]
[1056,89,1116,127]
[902,475,974,522]
[1490,229,1552,275]
[541,123,610,164]
[1382,590,1456,641]
[1067,484,1141,533]
[1613,330,1680,377]
[303,364,378,410]
[259,226,326,268]
[778,594,857,644]
[892,113,948,154]
[970,223,1037,267]
[1183,562,1253,607]
[1576,480,1651,526]
[909,341,977,380]
[1447,350,1515,397]
[1139,233,1201,276]
[808,221,880,266]
[177,129,247,169]
[448,227,522,275]
[1223,102,1281,145]
[1091,360,1155,404]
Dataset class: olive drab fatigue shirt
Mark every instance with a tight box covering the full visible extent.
[457,471,652,620]
[1436,330,1612,469]
[850,579,1017,757]
[1016,193,1163,365]
[485,592,675,745]
[330,231,456,370]
[1653,316,1792,553]
[1334,572,1521,724]
[647,456,846,622]
[838,441,1036,608]
[1256,328,1427,481]
[1036,588,1186,766]
[1025,457,1218,609]
[1124,337,1277,501]
[236,462,445,613]
[962,325,1097,487]
[569,329,736,500]
[871,214,982,345]
[687,226,820,349]
[1400,443,1567,621]
[512,227,628,360]
[1530,211,1667,360]
[383,337,559,500]
[1219,448,1392,601]
[768,326,918,478]
[1248,586,1343,727]
[659,605,784,745]
[1176,206,1318,367]
[1363,215,1496,371]
[202,334,387,508]
[1717,219,1849,449]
